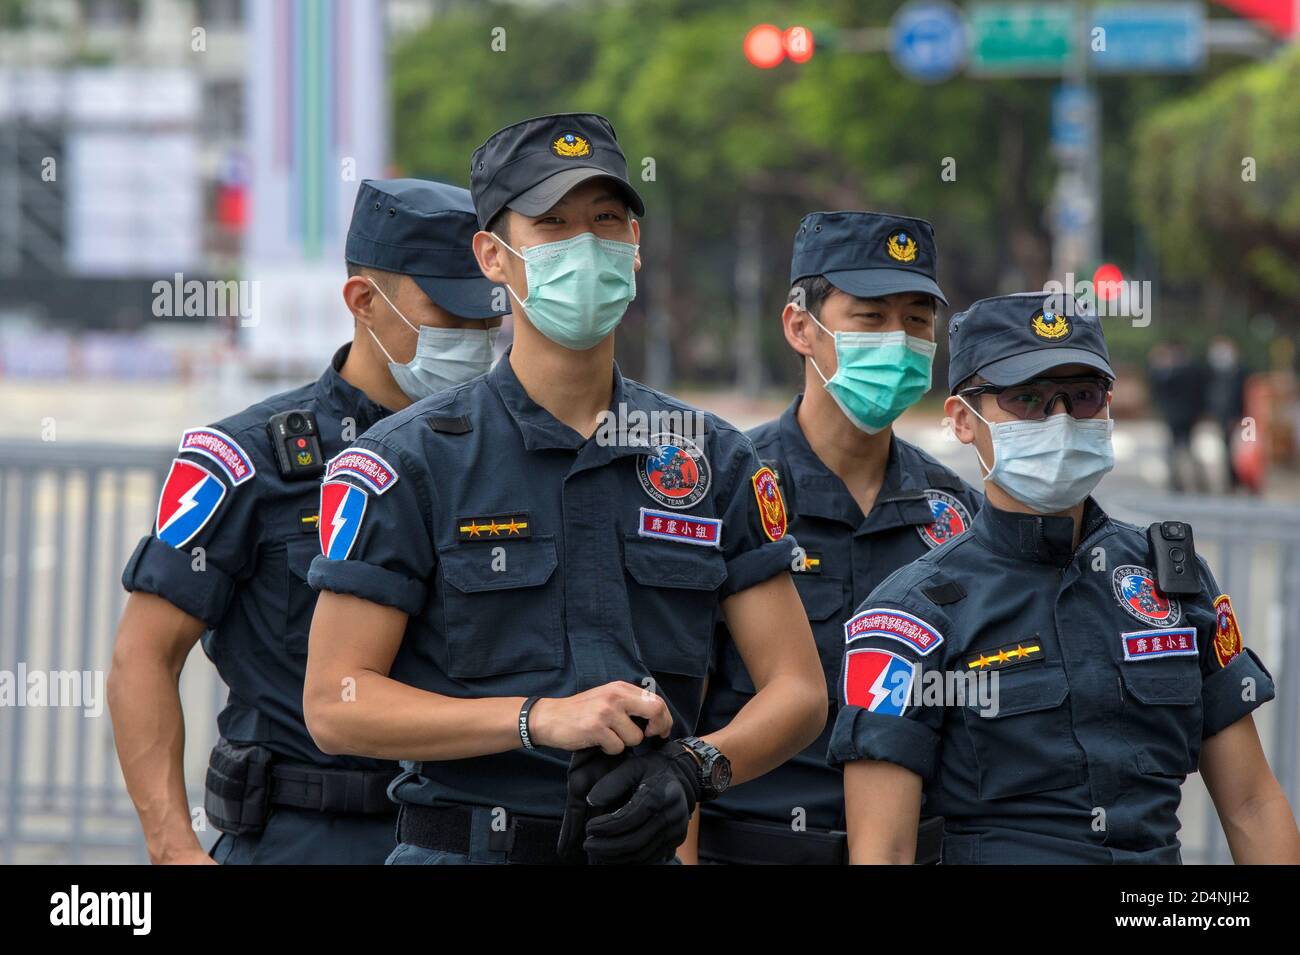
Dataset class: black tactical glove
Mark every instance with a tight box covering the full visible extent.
[582,742,702,865]
[556,746,630,865]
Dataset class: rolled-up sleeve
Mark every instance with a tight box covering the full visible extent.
[829,703,940,779]
[714,429,796,598]
[122,534,236,629]
[1189,559,1276,739]
[1202,647,1274,738]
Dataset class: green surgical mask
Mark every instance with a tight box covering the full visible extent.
[494,231,637,350]
[805,310,937,434]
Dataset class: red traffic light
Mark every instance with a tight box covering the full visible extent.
[744,24,785,68]
[784,26,815,63]
[1093,263,1123,301]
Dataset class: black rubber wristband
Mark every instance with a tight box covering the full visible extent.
[518,695,542,750]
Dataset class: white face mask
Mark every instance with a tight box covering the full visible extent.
[961,397,1115,514]
[365,279,497,402]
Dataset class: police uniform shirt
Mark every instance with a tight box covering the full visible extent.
[122,344,394,771]
[307,351,796,819]
[699,395,983,831]
[829,497,1275,863]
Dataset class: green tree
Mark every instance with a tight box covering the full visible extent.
[1133,45,1300,325]
[389,1,1289,384]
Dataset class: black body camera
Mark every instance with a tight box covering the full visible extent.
[267,410,325,481]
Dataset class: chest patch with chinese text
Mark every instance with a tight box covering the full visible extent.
[637,508,721,548]
[1121,627,1198,662]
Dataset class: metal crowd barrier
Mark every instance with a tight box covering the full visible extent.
[0,440,1295,863]
[0,440,225,863]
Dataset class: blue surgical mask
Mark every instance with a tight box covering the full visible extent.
[494,231,637,351]
[366,280,497,402]
[805,310,937,434]
[962,397,1115,513]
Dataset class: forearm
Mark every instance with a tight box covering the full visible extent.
[107,657,200,863]
[846,812,916,864]
[702,675,825,785]
[305,669,526,761]
[844,759,920,864]
[677,808,701,864]
[1201,714,1300,864]
[1220,786,1300,864]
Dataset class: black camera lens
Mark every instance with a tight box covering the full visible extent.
[286,413,307,434]
[1161,522,1185,540]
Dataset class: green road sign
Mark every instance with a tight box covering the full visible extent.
[970,3,1076,75]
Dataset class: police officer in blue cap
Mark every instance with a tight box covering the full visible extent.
[108,179,502,864]
[302,113,827,865]
[832,291,1300,863]
[687,212,981,864]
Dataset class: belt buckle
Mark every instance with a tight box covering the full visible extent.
[321,772,364,814]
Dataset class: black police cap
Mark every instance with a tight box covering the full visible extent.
[346,178,503,320]
[790,211,947,306]
[469,112,645,229]
[947,291,1115,392]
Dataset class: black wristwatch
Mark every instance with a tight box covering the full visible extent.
[674,736,731,802]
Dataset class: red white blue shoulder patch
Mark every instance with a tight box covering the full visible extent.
[319,481,367,560]
[845,607,945,657]
[326,448,399,495]
[156,458,226,548]
[638,507,721,548]
[844,648,915,716]
[916,489,971,549]
[179,428,255,486]
[1121,627,1198,661]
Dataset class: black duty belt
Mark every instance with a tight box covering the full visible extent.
[699,814,945,865]
[269,763,398,815]
[396,803,564,865]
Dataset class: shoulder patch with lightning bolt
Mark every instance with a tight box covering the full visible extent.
[319,481,367,560]
[155,458,227,548]
[843,648,915,716]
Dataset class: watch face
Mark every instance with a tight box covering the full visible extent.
[710,756,732,793]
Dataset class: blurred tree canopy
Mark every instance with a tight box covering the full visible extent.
[390,0,1287,387]
[1133,44,1300,319]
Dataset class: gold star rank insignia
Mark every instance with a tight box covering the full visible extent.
[964,639,1044,672]
[793,550,823,574]
[457,512,532,541]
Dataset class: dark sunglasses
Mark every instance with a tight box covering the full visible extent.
[958,376,1113,421]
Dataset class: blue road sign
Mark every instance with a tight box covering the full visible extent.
[890,1,969,83]
[1051,83,1094,158]
[1089,3,1205,73]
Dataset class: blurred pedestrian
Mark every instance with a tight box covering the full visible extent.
[1205,336,1248,492]
[1147,342,1207,493]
